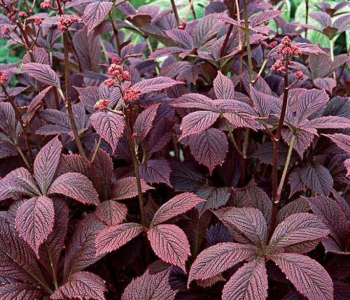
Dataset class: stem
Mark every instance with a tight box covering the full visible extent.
[234,0,242,49]
[15,144,31,170]
[225,119,245,159]
[62,32,86,158]
[276,134,295,198]
[170,0,181,28]
[1,85,34,168]
[124,106,145,225]
[330,39,336,81]
[45,243,58,290]
[252,58,268,84]
[110,0,121,54]
[184,0,196,22]
[220,24,233,58]
[91,136,102,163]
[270,59,290,236]
[242,0,253,82]
[305,0,309,39]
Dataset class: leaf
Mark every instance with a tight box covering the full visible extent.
[0,283,44,300]
[23,86,52,124]
[295,89,329,124]
[139,158,172,186]
[180,111,220,139]
[187,128,228,174]
[214,207,268,248]
[121,266,177,300]
[196,185,231,215]
[302,116,350,131]
[111,177,154,200]
[82,1,113,34]
[276,198,309,224]
[34,136,62,195]
[222,259,268,300]
[23,63,60,87]
[96,200,127,226]
[49,172,99,205]
[0,142,17,159]
[152,192,205,226]
[0,167,40,200]
[51,271,106,300]
[39,199,69,276]
[15,196,54,256]
[268,213,329,253]
[166,29,194,49]
[271,253,333,300]
[308,196,350,247]
[323,133,350,153]
[64,214,106,279]
[170,162,206,192]
[95,222,143,256]
[0,219,46,284]
[188,243,258,283]
[172,93,218,111]
[147,224,190,272]
[213,71,235,100]
[90,111,125,152]
[250,10,282,26]
[134,104,160,144]
[133,77,182,95]
[300,163,333,196]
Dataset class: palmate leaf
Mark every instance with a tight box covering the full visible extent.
[147,224,191,272]
[0,283,44,300]
[96,200,127,226]
[300,163,333,196]
[48,172,99,205]
[214,207,268,248]
[121,265,177,300]
[187,128,228,174]
[90,111,125,152]
[213,71,235,100]
[0,219,46,285]
[151,192,205,226]
[222,259,268,300]
[51,271,106,300]
[0,167,40,200]
[63,214,106,280]
[268,213,329,253]
[139,158,172,186]
[111,177,154,200]
[132,77,183,95]
[82,1,113,34]
[308,196,350,247]
[188,243,258,284]
[271,253,333,300]
[15,196,54,257]
[133,103,160,144]
[33,136,62,195]
[95,222,144,256]
[180,111,220,139]
[323,133,350,153]
[23,63,60,87]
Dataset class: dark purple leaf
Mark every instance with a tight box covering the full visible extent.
[213,71,235,100]
[111,177,154,200]
[96,200,127,226]
[82,1,113,33]
[180,111,220,139]
[23,63,60,87]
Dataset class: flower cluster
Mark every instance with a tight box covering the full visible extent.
[40,0,52,9]
[123,87,142,102]
[295,71,303,80]
[58,15,79,32]
[93,99,110,111]
[104,59,130,87]
[271,36,302,75]
[35,18,42,26]
[2,27,10,36]
[0,71,9,85]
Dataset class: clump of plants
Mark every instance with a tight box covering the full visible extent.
[0,0,349,299]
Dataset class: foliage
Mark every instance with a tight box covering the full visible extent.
[0,0,349,299]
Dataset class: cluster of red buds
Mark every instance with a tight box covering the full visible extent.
[0,71,9,85]
[270,37,302,75]
[93,99,110,111]
[295,71,303,80]
[103,58,131,87]
[268,41,278,49]
[2,27,10,36]
[58,15,79,32]
[40,0,52,9]
[123,87,142,102]
[1,1,28,22]
[35,18,42,26]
